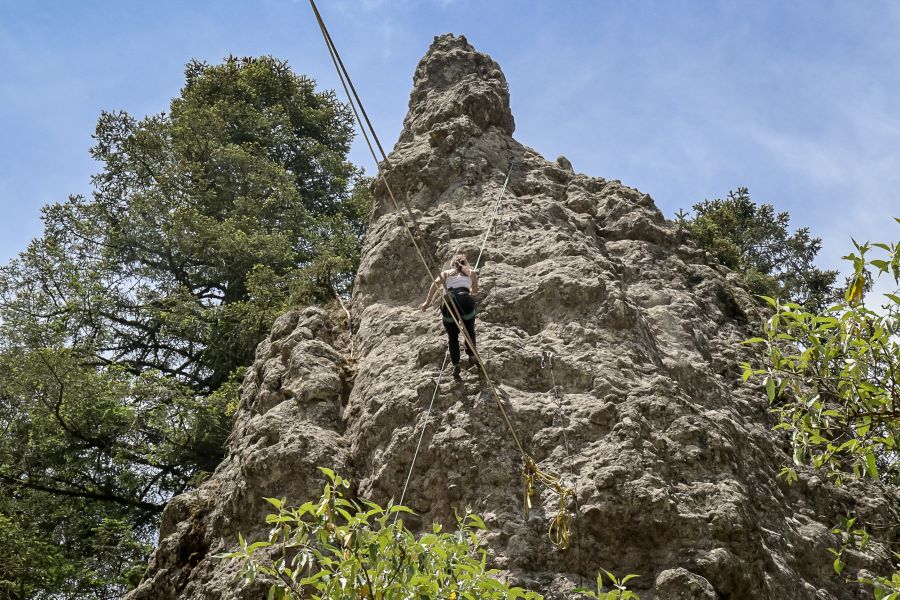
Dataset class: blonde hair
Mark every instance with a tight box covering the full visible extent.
[450,254,469,273]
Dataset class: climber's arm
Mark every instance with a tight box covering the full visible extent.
[420,274,443,311]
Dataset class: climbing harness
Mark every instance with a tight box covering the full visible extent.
[441,288,477,323]
[309,0,573,550]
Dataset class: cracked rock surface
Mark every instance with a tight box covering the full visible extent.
[128,34,898,600]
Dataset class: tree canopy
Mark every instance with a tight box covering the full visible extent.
[678,188,838,310]
[0,55,370,598]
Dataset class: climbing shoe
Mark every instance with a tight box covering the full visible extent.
[452,364,462,378]
[466,356,479,370]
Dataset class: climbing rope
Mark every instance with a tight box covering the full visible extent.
[395,351,449,522]
[474,159,516,272]
[541,351,585,567]
[308,0,437,278]
[308,0,573,550]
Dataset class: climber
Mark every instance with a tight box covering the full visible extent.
[420,253,479,378]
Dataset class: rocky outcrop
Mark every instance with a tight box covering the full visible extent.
[126,308,352,599]
[128,34,899,599]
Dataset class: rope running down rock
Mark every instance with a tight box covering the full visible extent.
[474,159,516,272]
[308,0,573,550]
[394,351,449,523]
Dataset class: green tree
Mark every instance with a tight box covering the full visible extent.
[0,488,150,600]
[0,56,370,598]
[679,188,837,310]
[743,225,900,597]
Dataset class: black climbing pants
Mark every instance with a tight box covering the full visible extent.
[441,288,477,365]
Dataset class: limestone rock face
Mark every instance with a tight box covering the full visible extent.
[126,308,351,600]
[128,34,898,600]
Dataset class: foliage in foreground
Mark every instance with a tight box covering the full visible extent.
[221,469,540,599]
[744,232,899,484]
[222,469,638,600]
[678,187,838,311]
[574,570,640,600]
[830,517,900,600]
[0,55,370,598]
[744,225,900,598]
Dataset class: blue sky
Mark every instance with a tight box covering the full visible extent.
[2,0,899,277]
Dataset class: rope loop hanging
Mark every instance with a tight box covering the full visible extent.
[540,349,586,572]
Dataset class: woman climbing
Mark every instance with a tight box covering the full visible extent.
[420,253,479,378]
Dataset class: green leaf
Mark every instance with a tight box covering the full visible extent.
[264,497,284,510]
[865,450,878,479]
[846,274,865,304]
[388,505,415,515]
[765,377,776,402]
[247,541,272,553]
[833,557,844,575]
[467,514,487,530]
[218,470,551,600]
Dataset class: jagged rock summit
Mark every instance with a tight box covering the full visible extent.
[128,34,898,600]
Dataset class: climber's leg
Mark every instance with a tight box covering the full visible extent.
[442,312,462,365]
[462,316,476,360]
[452,292,477,361]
